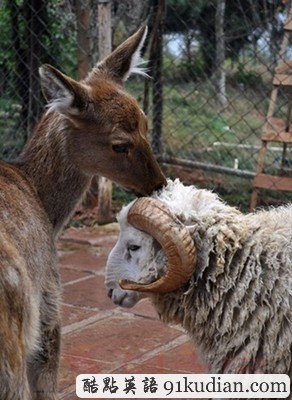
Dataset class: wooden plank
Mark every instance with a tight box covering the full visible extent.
[97,0,112,223]
[250,188,258,210]
[254,142,267,175]
[253,174,292,192]
[262,130,292,143]
[251,2,292,210]
[264,117,288,135]
[285,18,292,31]
[275,60,292,74]
[76,0,91,79]
[157,155,255,179]
[273,73,292,86]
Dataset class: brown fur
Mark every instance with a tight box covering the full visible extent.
[0,26,166,400]
[0,161,58,400]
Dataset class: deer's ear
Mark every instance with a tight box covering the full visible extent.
[95,25,148,83]
[39,64,88,114]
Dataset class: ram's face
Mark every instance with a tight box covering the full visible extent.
[105,205,165,308]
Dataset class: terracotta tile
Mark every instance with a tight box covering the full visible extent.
[113,364,173,374]
[60,266,92,284]
[59,354,113,392]
[59,248,107,273]
[62,275,115,310]
[142,341,208,374]
[113,342,207,375]
[61,304,99,328]
[57,240,88,253]
[62,316,181,366]
[122,298,159,320]
[61,226,119,247]
[92,234,120,248]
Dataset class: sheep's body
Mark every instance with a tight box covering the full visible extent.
[106,179,292,395]
[154,201,292,376]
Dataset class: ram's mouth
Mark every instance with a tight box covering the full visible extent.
[119,197,197,294]
[108,288,139,308]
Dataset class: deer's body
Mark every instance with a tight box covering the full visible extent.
[0,26,166,400]
[0,161,59,400]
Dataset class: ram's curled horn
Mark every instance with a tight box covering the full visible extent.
[119,197,197,293]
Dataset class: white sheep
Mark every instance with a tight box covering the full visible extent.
[106,179,292,383]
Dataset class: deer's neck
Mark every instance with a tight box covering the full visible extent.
[16,113,92,236]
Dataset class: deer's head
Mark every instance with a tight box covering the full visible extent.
[39,26,166,196]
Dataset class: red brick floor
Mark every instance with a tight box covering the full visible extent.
[58,225,207,400]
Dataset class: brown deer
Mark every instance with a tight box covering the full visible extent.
[0,26,166,400]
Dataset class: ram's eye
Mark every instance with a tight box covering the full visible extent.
[112,144,129,154]
[128,245,141,252]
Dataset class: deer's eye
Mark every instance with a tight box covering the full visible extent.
[112,144,129,154]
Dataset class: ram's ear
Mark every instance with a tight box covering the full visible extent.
[92,25,148,84]
[39,64,88,114]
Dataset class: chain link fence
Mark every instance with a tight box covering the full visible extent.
[1,0,292,211]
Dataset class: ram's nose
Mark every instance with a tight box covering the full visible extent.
[107,288,113,298]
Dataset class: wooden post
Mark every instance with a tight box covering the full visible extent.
[150,0,166,154]
[97,0,112,223]
[76,0,91,80]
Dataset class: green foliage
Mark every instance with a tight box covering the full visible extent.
[0,98,25,159]
[0,7,13,69]
[163,52,205,82]
[46,1,77,77]
[0,0,78,81]
[112,186,136,208]
[232,65,265,90]
[0,0,79,160]
[165,0,205,32]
